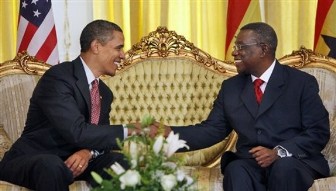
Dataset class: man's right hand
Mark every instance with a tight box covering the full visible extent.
[127,121,142,136]
[149,122,172,138]
[126,121,172,138]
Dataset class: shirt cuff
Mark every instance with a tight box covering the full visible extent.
[123,124,128,139]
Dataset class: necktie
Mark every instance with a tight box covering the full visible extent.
[254,79,264,105]
[90,79,101,124]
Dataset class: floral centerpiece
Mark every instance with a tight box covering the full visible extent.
[91,115,196,191]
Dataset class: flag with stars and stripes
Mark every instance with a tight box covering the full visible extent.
[17,0,59,65]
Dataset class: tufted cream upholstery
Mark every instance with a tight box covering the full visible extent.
[0,27,335,190]
[0,52,89,191]
[278,48,336,191]
[102,27,239,169]
[103,58,237,167]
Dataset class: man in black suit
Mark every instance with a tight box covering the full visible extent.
[0,20,139,191]
[155,22,330,191]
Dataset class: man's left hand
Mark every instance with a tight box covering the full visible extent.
[249,146,278,168]
[64,149,92,177]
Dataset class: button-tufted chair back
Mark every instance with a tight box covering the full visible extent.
[103,27,238,167]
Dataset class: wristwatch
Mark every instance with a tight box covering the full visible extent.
[275,147,287,158]
[90,150,100,159]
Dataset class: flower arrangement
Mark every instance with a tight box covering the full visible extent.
[91,115,196,191]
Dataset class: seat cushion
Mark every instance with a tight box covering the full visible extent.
[308,177,336,191]
[0,180,90,191]
[0,125,11,160]
[182,166,223,190]
[300,68,336,175]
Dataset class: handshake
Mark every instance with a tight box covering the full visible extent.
[127,120,172,138]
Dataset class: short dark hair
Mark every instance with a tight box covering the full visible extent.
[241,22,277,54]
[80,20,123,52]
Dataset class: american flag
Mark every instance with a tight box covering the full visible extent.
[17,0,59,65]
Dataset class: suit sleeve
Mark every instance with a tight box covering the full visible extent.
[280,75,330,159]
[33,67,124,151]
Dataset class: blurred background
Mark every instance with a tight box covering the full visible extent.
[0,0,335,64]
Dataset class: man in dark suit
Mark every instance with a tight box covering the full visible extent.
[0,20,139,191]
[156,22,330,191]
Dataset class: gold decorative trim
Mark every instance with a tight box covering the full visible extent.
[0,51,51,78]
[279,46,336,73]
[205,132,238,168]
[119,26,237,75]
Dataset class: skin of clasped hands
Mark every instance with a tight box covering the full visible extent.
[249,146,279,168]
[148,121,172,138]
[127,121,170,138]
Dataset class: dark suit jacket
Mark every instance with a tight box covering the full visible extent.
[173,61,330,176]
[4,57,124,161]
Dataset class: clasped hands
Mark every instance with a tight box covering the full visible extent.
[127,121,171,138]
[249,146,279,167]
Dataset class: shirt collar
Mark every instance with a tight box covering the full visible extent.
[251,59,276,83]
[80,57,98,86]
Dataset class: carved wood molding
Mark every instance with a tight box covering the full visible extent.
[279,46,336,72]
[120,26,237,75]
[0,51,51,78]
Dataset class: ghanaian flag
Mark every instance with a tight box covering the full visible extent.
[225,0,261,60]
[314,0,336,58]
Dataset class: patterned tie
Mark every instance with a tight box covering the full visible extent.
[90,79,101,124]
[254,79,264,105]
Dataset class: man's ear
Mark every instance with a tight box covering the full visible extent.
[90,40,100,54]
[260,43,269,57]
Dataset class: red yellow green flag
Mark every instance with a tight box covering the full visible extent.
[225,0,261,60]
[314,0,336,58]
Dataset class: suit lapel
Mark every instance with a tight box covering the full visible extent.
[241,76,259,119]
[257,61,286,118]
[99,82,111,120]
[73,57,92,115]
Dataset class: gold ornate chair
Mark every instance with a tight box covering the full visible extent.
[102,26,238,190]
[0,27,335,191]
[0,52,90,190]
[278,48,336,191]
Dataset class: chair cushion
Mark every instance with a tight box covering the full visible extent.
[300,68,336,175]
[0,75,41,142]
[0,180,90,191]
[182,166,223,190]
[0,125,11,160]
[103,58,234,166]
[308,177,336,191]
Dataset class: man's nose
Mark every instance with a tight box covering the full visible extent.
[231,49,238,57]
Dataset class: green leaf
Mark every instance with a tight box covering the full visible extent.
[141,114,155,127]
[91,171,103,184]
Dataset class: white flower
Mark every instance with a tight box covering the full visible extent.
[154,170,165,179]
[129,141,138,159]
[111,162,125,175]
[176,169,186,182]
[153,135,164,155]
[185,175,194,186]
[160,174,177,191]
[162,162,177,170]
[129,141,138,168]
[163,131,190,157]
[119,170,141,189]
